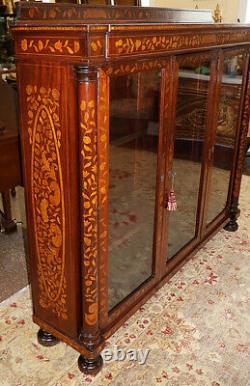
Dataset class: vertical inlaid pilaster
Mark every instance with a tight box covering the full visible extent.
[75,65,103,374]
[97,70,110,329]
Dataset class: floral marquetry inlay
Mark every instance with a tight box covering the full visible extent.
[20,38,81,55]
[79,96,99,327]
[110,31,250,56]
[90,39,104,56]
[26,85,67,320]
[106,59,169,76]
[111,35,204,55]
[97,72,109,323]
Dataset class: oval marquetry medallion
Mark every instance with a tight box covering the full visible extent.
[31,104,65,304]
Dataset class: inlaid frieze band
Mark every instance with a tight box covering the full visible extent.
[18,37,83,56]
[109,31,250,57]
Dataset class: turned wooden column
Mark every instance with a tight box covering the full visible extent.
[75,65,103,374]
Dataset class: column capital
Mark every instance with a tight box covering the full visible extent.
[75,65,98,82]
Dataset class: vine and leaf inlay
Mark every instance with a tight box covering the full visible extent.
[21,38,81,55]
[112,35,204,55]
[110,31,250,56]
[26,85,67,320]
[80,97,99,327]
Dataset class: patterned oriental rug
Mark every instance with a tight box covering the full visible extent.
[0,175,250,385]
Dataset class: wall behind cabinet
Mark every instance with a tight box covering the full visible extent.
[18,0,248,23]
[149,0,247,23]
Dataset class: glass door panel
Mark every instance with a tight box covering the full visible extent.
[167,58,212,259]
[108,70,161,310]
[206,54,243,224]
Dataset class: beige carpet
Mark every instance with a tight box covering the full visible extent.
[0,174,250,385]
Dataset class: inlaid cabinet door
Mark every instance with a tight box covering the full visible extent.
[163,53,218,264]
[100,62,170,328]
[107,69,162,308]
[203,49,247,231]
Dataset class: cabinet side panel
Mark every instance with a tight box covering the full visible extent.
[17,61,81,338]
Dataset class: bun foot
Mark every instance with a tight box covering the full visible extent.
[37,329,59,347]
[78,354,103,375]
[224,219,238,232]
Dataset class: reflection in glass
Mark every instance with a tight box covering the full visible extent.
[167,59,211,259]
[206,55,243,224]
[108,71,160,310]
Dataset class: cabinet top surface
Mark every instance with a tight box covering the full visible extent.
[14,2,214,25]
[13,2,250,32]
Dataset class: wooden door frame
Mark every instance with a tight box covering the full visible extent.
[162,50,219,273]
[98,48,250,338]
[98,58,174,331]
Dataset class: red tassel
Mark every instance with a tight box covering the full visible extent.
[167,189,177,211]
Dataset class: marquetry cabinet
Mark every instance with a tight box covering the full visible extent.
[12,2,250,374]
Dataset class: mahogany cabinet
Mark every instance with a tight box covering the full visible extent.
[12,2,250,374]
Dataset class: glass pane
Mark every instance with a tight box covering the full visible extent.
[167,58,211,259]
[206,54,243,224]
[108,70,160,310]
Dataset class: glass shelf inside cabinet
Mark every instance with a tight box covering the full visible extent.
[108,70,160,311]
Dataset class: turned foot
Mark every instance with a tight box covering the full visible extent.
[224,219,239,232]
[37,329,59,347]
[224,201,240,232]
[78,354,103,375]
